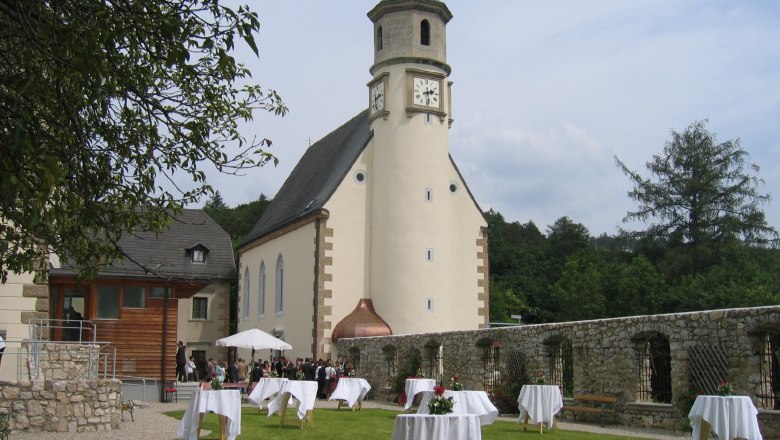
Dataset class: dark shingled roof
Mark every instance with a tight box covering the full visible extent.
[51,209,235,281]
[241,110,372,246]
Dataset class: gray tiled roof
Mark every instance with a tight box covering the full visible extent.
[51,209,235,281]
[241,110,372,246]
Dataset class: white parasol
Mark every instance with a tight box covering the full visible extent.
[216,328,292,351]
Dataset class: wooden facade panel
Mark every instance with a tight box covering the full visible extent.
[95,302,180,381]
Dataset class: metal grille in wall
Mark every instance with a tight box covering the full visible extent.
[482,344,500,394]
[349,347,361,372]
[687,343,728,395]
[383,347,397,388]
[757,333,780,409]
[547,339,574,397]
[426,344,443,385]
[636,333,672,403]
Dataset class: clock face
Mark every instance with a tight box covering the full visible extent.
[413,77,440,108]
[370,82,385,115]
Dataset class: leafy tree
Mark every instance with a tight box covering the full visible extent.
[485,210,551,322]
[204,192,271,247]
[616,120,777,275]
[611,255,668,316]
[0,1,286,282]
[552,251,607,321]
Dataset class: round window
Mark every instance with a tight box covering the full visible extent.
[354,171,367,184]
[449,181,459,194]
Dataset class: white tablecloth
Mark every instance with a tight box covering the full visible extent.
[329,377,372,408]
[688,395,763,440]
[403,378,437,410]
[246,377,288,409]
[517,385,564,428]
[416,390,498,426]
[177,390,242,440]
[267,380,318,421]
[392,414,482,440]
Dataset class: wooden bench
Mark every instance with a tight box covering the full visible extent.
[562,393,622,424]
[121,399,134,422]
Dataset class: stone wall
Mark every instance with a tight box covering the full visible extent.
[337,306,780,437]
[0,342,123,433]
[0,379,122,433]
[29,342,101,381]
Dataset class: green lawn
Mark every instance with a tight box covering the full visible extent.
[167,407,648,440]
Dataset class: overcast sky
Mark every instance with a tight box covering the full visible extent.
[204,0,780,237]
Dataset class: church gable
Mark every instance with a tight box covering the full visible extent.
[241,111,372,248]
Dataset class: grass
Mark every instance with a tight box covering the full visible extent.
[166,406,648,440]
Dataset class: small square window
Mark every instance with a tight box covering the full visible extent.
[192,249,205,263]
[123,286,146,308]
[192,297,208,320]
[150,286,171,299]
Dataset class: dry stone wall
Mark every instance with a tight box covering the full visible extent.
[337,306,780,437]
[0,379,122,433]
[0,342,122,433]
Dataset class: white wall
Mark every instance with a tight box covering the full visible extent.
[237,222,317,361]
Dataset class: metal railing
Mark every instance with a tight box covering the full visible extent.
[19,318,117,381]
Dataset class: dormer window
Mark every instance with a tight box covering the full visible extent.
[186,243,209,264]
[421,20,430,46]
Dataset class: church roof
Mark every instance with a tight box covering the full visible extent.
[241,110,372,246]
[51,209,236,282]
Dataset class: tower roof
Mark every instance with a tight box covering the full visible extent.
[368,0,453,24]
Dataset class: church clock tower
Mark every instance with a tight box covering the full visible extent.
[365,1,466,335]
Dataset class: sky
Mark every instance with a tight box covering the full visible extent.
[203,0,780,237]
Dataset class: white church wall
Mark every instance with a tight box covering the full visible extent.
[321,148,372,355]
[237,222,316,360]
[447,166,489,329]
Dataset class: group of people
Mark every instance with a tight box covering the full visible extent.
[175,341,356,399]
[175,341,250,385]
[247,355,354,399]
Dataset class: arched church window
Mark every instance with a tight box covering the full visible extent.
[376,26,383,51]
[420,20,430,46]
[242,267,250,320]
[275,255,284,315]
[258,262,266,319]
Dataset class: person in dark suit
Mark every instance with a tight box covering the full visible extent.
[175,341,187,382]
[227,359,240,383]
[303,358,316,381]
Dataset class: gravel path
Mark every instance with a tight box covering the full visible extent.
[12,399,688,440]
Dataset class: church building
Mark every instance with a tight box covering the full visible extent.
[237,0,488,360]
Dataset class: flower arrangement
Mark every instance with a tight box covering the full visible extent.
[716,377,733,396]
[427,385,455,415]
[535,371,546,385]
[295,370,306,380]
[450,375,464,391]
[348,369,356,377]
[210,373,222,390]
[268,369,279,378]
[415,369,426,378]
